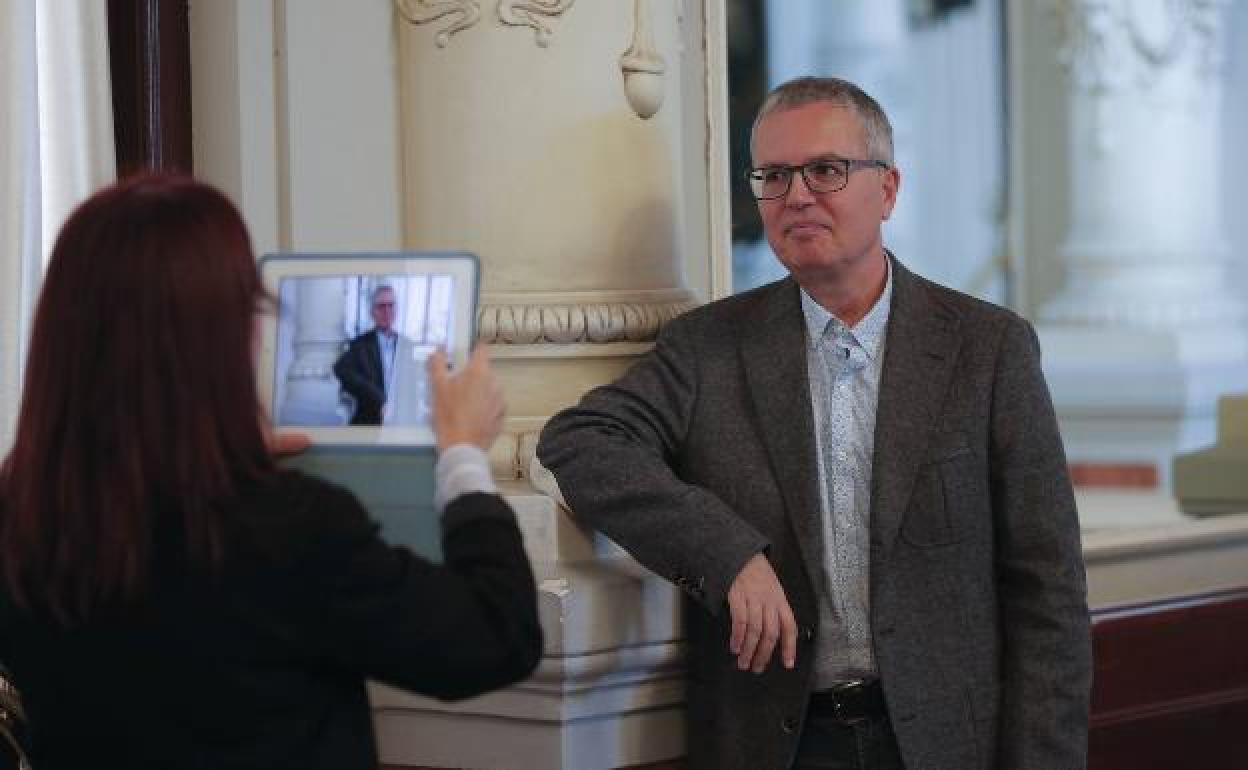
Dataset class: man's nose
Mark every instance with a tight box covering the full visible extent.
[785,170,816,206]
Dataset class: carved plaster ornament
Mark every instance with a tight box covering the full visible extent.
[619,0,667,119]
[1051,0,1227,92]
[1050,0,1227,150]
[477,295,696,345]
[395,0,482,48]
[498,0,576,48]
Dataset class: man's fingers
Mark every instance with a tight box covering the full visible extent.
[728,593,746,655]
[752,606,780,673]
[779,603,798,670]
[737,600,763,670]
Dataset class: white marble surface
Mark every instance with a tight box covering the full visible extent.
[1077,489,1248,608]
[1076,487,1190,531]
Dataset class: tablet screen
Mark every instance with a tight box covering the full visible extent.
[257,252,479,446]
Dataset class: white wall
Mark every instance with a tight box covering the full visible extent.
[190,0,403,256]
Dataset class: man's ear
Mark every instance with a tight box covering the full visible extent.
[880,166,900,222]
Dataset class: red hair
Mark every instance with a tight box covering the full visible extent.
[0,175,274,624]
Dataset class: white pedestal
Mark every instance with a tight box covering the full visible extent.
[1040,325,1248,488]
[371,485,687,770]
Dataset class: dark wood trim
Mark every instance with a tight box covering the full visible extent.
[107,0,192,176]
[1089,587,1248,769]
[1091,586,1248,621]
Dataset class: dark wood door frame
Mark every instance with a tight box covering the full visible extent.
[107,0,192,176]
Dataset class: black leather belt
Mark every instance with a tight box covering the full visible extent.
[808,679,887,724]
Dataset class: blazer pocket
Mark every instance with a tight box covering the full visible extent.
[900,432,978,547]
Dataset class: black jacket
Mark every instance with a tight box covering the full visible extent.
[333,332,385,425]
[0,471,542,769]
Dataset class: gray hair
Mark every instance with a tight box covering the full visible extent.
[752,76,894,166]
[370,284,395,305]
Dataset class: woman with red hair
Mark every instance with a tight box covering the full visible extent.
[0,175,541,769]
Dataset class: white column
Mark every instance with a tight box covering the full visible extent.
[366,3,728,769]
[277,277,347,426]
[1042,0,1238,327]
[1037,0,1248,486]
[395,0,699,474]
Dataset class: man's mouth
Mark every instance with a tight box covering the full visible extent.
[785,222,830,237]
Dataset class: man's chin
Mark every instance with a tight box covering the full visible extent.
[775,247,841,273]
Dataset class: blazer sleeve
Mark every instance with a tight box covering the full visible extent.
[989,316,1092,768]
[332,339,385,407]
[300,487,542,701]
[537,319,768,614]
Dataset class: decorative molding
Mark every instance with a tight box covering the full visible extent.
[620,0,666,119]
[1050,0,1228,95]
[477,289,696,346]
[497,0,575,48]
[394,0,482,48]
[489,423,542,480]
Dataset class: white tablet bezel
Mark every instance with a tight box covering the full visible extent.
[257,251,479,447]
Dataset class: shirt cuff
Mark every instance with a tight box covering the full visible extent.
[434,443,498,513]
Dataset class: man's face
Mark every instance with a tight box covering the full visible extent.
[751,102,899,283]
[371,288,396,333]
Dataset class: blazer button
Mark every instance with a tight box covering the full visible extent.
[781,716,799,734]
[800,626,815,643]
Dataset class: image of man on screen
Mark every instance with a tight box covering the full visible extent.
[333,285,410,425]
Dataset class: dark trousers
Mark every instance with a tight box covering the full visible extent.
[791,691,905,770]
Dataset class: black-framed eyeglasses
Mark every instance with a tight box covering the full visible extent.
[745,158,890,200]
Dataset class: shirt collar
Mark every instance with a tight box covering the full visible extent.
[799,257,893,361]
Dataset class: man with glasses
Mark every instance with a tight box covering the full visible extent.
[334,284,405,425]
[539,76,1090,770]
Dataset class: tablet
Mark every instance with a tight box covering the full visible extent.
[257,252,479,447]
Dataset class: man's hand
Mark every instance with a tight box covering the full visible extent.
[427,345,505,452]
[727,553,797,674]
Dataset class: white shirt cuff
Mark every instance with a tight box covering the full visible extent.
[434,443,497,513]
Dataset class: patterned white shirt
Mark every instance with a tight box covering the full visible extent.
[800,261,893,687]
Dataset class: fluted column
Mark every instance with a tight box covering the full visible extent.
[277,277,347,426]
[394,0,699,481]
[366,3,727,769]
[1036,0,1248,488]
[1042,0,1240,327]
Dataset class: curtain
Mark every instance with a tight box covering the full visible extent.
[0,0,115,443]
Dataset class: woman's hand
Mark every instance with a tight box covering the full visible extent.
[266,431,311,456]
[427,345,505,452]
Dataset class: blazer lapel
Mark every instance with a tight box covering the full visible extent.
[365,333,384,387]
[740,279,826,590]
[871,259,961,558]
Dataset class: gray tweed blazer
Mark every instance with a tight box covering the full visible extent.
[538,257,1091,770]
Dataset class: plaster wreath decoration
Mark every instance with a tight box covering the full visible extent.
[396,0,575,48]
[498,0,576,48]
[394,0,482,48]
